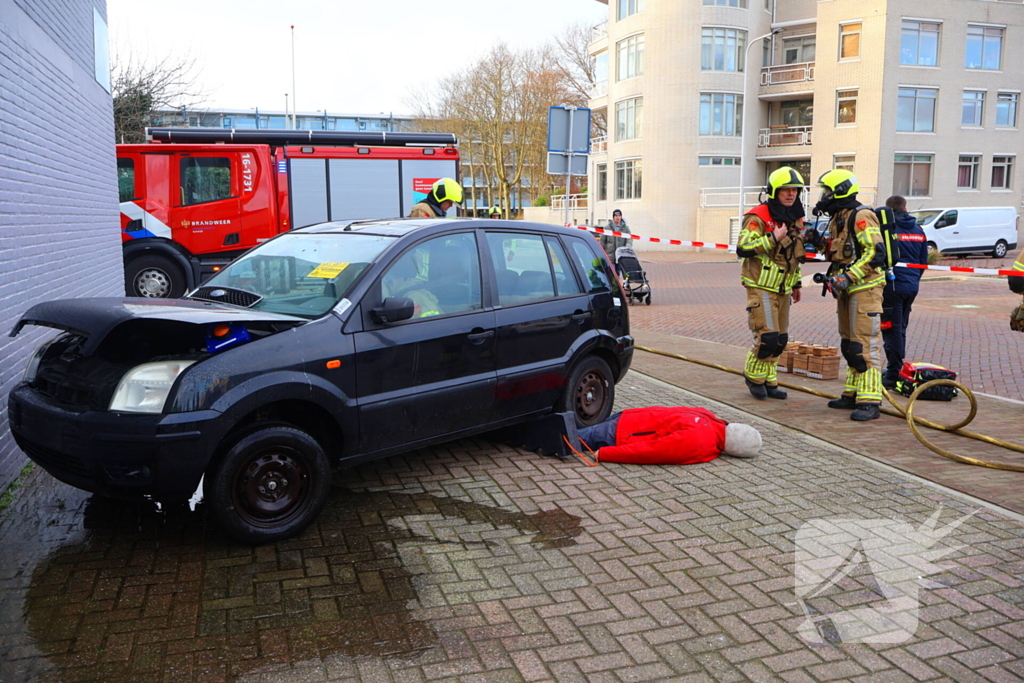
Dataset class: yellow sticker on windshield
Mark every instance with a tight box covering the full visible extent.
[308,262,350,278]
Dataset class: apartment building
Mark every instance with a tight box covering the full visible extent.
[587,0,1024,246]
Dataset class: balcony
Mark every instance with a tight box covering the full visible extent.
[591,80,608,99]
[758,125,813,148]
[759,62,815,100]
[590,135,607,154]
[591,21,608,44]
[551,193,589,210]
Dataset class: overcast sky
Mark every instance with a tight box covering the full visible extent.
[107,0,607,117]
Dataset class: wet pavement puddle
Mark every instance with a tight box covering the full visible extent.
[3,477,583,682]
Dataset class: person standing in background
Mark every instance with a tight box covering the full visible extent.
[880,195,928,388]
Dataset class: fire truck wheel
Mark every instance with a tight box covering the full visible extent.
[126,255,187,298]
[204,426,331,544]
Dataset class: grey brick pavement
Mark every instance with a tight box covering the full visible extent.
[1,373,1023,682]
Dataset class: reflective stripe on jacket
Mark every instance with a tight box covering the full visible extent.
[738,204,805,294]
[826,207,885,294]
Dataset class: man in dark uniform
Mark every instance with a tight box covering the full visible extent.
[881,195,928,388]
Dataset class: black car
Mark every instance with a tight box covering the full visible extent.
[8,218,633,543]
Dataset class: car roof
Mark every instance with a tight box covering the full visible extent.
[292,218,594,240]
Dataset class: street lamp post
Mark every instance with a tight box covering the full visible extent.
[737,29,780,234]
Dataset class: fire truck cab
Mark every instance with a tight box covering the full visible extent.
[117,128,459,298]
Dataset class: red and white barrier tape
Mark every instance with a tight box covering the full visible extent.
[568,223,1023,276]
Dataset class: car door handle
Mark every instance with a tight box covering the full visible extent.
[571,311,592,324]
[467,329,494,344]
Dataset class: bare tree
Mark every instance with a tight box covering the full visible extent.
[552,21,606,137]
[111,50,204,143]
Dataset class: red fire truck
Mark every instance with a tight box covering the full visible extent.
[117,127,460,298]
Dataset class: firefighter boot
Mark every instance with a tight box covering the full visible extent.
[765,385,788,399]
[745,378,767,400]
[851,404,881,421]
[828,394,857,410]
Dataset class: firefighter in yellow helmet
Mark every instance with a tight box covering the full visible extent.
[737,167,807,400]
[409,178,463,218]
[805,169,885,421]
[1009,248,1024,331]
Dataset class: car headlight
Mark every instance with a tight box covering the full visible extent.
[109,361,196,414]
[22,341,52,384]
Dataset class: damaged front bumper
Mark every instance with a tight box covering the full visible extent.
[8,384,224,501]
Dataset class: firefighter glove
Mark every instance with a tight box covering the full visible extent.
[828,273,852,292]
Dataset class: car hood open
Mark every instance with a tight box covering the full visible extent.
[10,298,307,356]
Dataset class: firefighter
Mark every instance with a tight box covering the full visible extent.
[805,169,885,421]
[489,205,502,219]
[737,167,807,400]
[1010,249,1024,332]
[409,178,463,218]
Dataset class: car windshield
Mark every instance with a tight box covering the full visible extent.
[199,232,396,317]
[909,210,941,226]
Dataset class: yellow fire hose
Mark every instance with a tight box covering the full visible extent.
[635,345,1024,472]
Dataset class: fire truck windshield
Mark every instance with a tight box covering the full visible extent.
[202,233,397,318]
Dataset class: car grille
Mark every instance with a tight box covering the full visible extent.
[189,286,262,308]
[18,439,91,480]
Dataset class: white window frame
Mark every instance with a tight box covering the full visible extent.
[965,24,1004,71]
[702,0,748,7]
[839,22,862,61]
[900,19,941,67]
[596,163,608,201]
[617,0,645,21]
[996,92,1019,128]
[992,155,1015,190]
[962,90,986,128]
[782,35,816,65]
[701,27,748,72]
[897,88,938,132]
[698,156,741,166]
[614,158,642,201]
[893,153,934,197]
[616,34,645,81]
[699,92,744,137]
[615,97,643,141]
[836,89,858,126]
[957,155,981,189]
[833,154,856,173]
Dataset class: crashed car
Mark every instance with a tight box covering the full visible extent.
[8,218,633,543]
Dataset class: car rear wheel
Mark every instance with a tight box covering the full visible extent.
[205,426,331,544]
[926,242,938,258]
[126,254,187,298]
[558,356,615,428]
[992,240,1008,259]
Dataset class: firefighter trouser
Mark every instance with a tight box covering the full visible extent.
[743,287,791,386]
[882,289,918,377]
[837,286,884,405]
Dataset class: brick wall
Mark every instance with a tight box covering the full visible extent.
[0,0,122,492]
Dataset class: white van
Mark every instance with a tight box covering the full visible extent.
[908,206,1019,258]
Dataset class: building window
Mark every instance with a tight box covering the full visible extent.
[614,159,642,200]
[783,36,816,64]
[615,97,643,141]
[900,20,940,66]
[117,158,135,202]
[833,155,855,173]
[701,28,747,72]
[93,9,111,93]
[703,0,747,7]
[596,164,608,201]
[699,93,743,136]
[962,91,986,127]
[893,154,933,196]
[992,156,1014,189]
[618,0,645,21]
[698,156,741,166]
[836,90,858,125]
[780,99,813,127]
[996,92,1019,128]
[180,157,232,206]
[966,25,1003,70]
[957,155,981,189]
[839,23,861,60]
[594,51,609,94]
[897,88,937,132]
[617,35,645,81]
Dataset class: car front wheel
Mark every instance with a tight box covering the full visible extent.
[205,426,331,544]
[558,356,615,427]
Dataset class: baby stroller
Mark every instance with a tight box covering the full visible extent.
[615,246,651,305]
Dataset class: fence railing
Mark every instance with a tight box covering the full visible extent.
[551,193,589,210]
[591,80,608,98]
[590,135,607,153]
[758,125,813,147]
[760,62,815,86]
[591,21,608,43]
[699,186,878,212]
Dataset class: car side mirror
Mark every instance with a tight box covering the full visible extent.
[371,297,415,324]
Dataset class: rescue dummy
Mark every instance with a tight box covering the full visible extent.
[572,406,762,465]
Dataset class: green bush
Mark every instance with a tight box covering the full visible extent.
[533,195,550,207]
